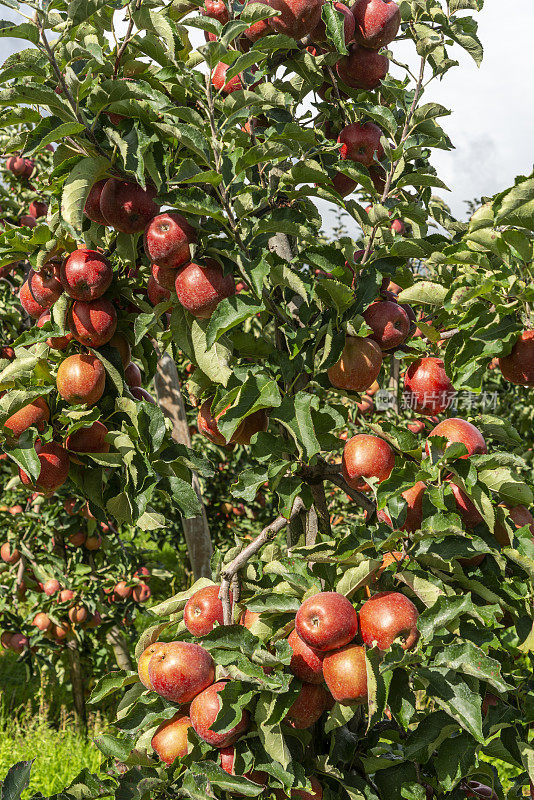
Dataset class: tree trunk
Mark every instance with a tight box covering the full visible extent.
[155,351,213,579]
[106,625,133,671]
[66,640,87,734]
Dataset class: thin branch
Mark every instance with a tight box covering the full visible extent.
[439,328,459,340]
[219,497,306,625]
[113,0,142,78]
[325,471,377,521]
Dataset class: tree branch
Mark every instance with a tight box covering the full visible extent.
[219,497,305,625]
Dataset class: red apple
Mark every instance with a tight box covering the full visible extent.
[29,200,48,218]
[288,629,324,684]
[26,268,63,307]
[1,542,20,564]
[151,263,178,292]
[336,44,389,89]
[352,0,400,49]
[43,578,61,596]
[359,591,419,650]
[6,156,34,178]
[56,354,106,406]
[9,633,29,653]
[147,274,171,306]
[84,179,108,225]
[131,386,157,403]
[99,178,158,234]
[175,259,235,318]
[184,584,229,636]
[449,482,483,529]
[132,582,151,602]
[144,212,196,269]
[149,641,215,703]
[68,605,88,624]
[84,534,102,551]
[203,0,229,23]
[37,310,73,350]
[327,337,383,392]
[114,580,132,599]
[404,357,455,415]
[190,680,250,747]
[19,281,50,319]
[295,591,358,651]
[58,589,75,603]
[19,441,70,494]
[65,420,110,453]
[285,682,330,729]
[494,503,534,547]
[124,362,142,388]
[60,249,113,301]
[68,530,86,547]
[498,330,534,386]
[138,641,165,689]
[197,399,268,445]
[425,418,487,459]
[109,333,131,368]
[212,62,243,94]
[152,713,193,764]
[33,612,51,631]
[323,643,367,704]
[338,122,384,167]
[342,434,395,491]
[219,746,268,790]
[68,298,117,347]
[363,300,410,350]
[4,397,50,440]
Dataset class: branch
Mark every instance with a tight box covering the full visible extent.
[439,328,459,340]
[309,480,331,539]
[113,0,142,78]
[219,497,306,625]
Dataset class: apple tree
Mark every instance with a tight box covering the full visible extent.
[0,0,533,797]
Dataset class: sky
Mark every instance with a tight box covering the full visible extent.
[0,2,532,231]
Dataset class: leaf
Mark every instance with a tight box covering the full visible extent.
[478,467,533,506]
[61,157,110,235]
[191,763,264,797]
[418,594,479,640]
[433,642,512,694]
[270,393,320,460]
[395,571,445,607]
[191,319,233,386]
[366,647,391,730]
[255,693,291,770]
[89,672,138,705]
[336,559,381,597]
[0,21,39,44]
[205,294,263,349]
[397,281,448,305]
[495,177,534,229]
[149,577,215,618]
[417,666,483,742]
[322,1,349,55]
[1,761,33,800]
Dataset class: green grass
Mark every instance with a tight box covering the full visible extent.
[0,711,103,798]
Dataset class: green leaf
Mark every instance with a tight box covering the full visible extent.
[0,21,39,44]
[322,1,349,55]
[0,761,33,800]
[433,642,512,694]
[397,281,448,305]
[417,666,483,742]
[205,294,263,349]
[61,157,110,235]
[191,319,233,386]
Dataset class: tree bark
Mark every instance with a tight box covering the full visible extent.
[310,481,332,540]
[106,625,133,671]
[66,640,87,734]
[155,351,213,579]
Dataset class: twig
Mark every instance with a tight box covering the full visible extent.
[439,328,459,340]
[113,0,142,78]
[219,497,305,625]
[327,472,377,521]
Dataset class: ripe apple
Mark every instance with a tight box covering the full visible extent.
[52,621,70,641]
[56,353,106,406]
[6,156,34,178]
[29,200,48,218]
[4,397,50,440]
[288,629,324,683]
[285,682,330,729]
[144,212,196,269]
[114,580,132,599]
[197,399,268,445]
[19,441,70,494]
[37,310,73,350]
[212,62,243,94]
[327,336,382,392]
[400,481,426,532]
[152,713,193,764]
[68,298,117,347]
[352,0,400,49]
[147,274,171,306]
[338,122,384,168]
[391,218,405,235]
[131,386,157,404]
[25,268,63,308]
[322,643,367,704]
[190,680,250,747]
[449,482,483,529]
[43,578,61,596]
[331,171,358,197]
[69,530,86,547]
[175,259,235,318]
[108,332,131,368]
[359,591,419,650]
[336,44,389,89]
[1,542,20,564]
[363,300,410,350]
[292,777,323,800]
[19,281,50,319]
[494,503,534,547]
[295,591,358,651]
[0,632,13,649]
[404,357,454,415]
[203,0,229,23]
[312,2,355,43]
[68,605,88,624]
[33,612,51,631]
[184,584,229,636]
[65,420,110,453]
[138,641,165,689]
[498,330,534,386]
[9,633,29,653]
[197,402,228,445]
[151,263,177,292]
[84,179,108,225]
[132,583,151,602]
[342,434,395,491]
[124,362,142,388]
[219,746,268,789]
[464,782,497,800]
[84,533,102,551]
[149,641,215,703]
[134,566,151,582]
[425,418,487,459]
[99,178,158,234]
[60,250,113,301]
[58,589,75,603]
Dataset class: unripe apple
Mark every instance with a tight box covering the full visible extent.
[1,542,20,564]
[147,274,171,306]
[124,362,142,388]
[144,212,196,269]
[84,179,108,225]
[68,297,117,347]
[138,641,165,689]
[99,178,158,234]
[212,62,243,94]
[425,418,487,459]
[56,354,106,406]
[184,584,229,636]
[65,420,110,453]
[29,200,48,218]
[323,643,367,704]
[132,582,151,602]
[285,682,331,728]
[338,122,384,168]
[498,330,534,386]
[4,397,50,440]
[404,357,454,415]
[149,641,215,703]
[19,441,70,494]
[342,434,395,491]
[295,591,358,651]
[288,629,324,683]
[190,680,250,747]
[336,44,388,89]
[175,259,235,318]
[352,0,400,49]
[359,591,419,650]
[363,300,410,350]
[328,336,382,392]
[60,250,113,301]
[152,713,193,764]
[37,310,73,350]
